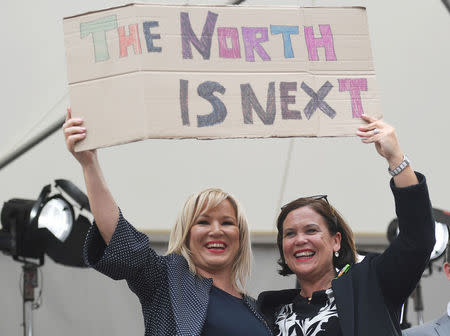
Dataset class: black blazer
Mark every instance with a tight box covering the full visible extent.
[258,173,435,336]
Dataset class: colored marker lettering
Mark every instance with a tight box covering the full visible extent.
[179,79,190,126]
[143,21,162,53]
[80,15,118,62]
[241,82,276,124]
[197,81,227,127]
[118,24,142,57]
[270,25,299,59]
[241,27,271,62]
[181,11,218,59]
[217,27,241,58]
[338,78,368,118]
[280,82,301,119]
[301,81,336,119]
[304,24,337,61]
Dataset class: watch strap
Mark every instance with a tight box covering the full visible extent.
[388,154,410,177]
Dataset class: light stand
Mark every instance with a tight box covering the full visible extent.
[0,180,91,336]
[23,262,39,336]
[399,298,411,330]
[411,280,424,325]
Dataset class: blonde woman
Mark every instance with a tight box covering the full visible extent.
[63,108,272,336]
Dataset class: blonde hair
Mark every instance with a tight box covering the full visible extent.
[167,188,252,293]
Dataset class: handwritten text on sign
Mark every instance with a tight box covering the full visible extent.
[64,5,380,150]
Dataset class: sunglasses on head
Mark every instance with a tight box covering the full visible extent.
[281,194,329,210]
[281,194,338,228]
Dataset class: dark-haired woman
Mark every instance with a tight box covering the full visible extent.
[258,115,435,336]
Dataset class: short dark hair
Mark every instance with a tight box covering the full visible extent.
[276,196,357,276]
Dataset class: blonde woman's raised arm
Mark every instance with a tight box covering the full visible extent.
[63,107,119,244]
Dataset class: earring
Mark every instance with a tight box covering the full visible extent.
[334,251,339,258]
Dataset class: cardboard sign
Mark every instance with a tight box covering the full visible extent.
[64,4,381,151]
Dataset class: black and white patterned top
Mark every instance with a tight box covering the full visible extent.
[83,211,271,336]
[274,289,342,336]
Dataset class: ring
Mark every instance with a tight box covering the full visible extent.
[372,128,380,135]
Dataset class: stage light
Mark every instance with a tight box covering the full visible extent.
[0,180,92,335]
[0,180,91,267]
[36,195,73,242]
[430,208,450,261]
[387,208,450,262]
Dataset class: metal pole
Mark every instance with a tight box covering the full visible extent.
[23,263,38,336]
[0,114,65,171]
[412,281,424,325]
[399,300,411,330]
[442,0,450,14]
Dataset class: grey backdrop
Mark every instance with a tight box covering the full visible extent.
[1,0,449,335]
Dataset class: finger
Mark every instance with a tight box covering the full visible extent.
[358,118,382,130]
[62,117,84,130]
[358,124,383,134]
[64,126,86,137]
[360,114,380,124]
[360,134,381,144]
[66,107,72,121]
[66,133,86,149]
[356,130,379,138]
[359,115,385,131]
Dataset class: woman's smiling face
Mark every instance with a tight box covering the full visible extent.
[282,206,341,282]
[188,199,240,278]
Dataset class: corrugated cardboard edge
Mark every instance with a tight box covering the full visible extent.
[64,3,367,20]
[74,133,358,152]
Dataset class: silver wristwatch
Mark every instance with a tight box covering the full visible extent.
[388,154,410,177]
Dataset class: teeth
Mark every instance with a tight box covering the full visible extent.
[295,251,315,258]
[206,243,225,249]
